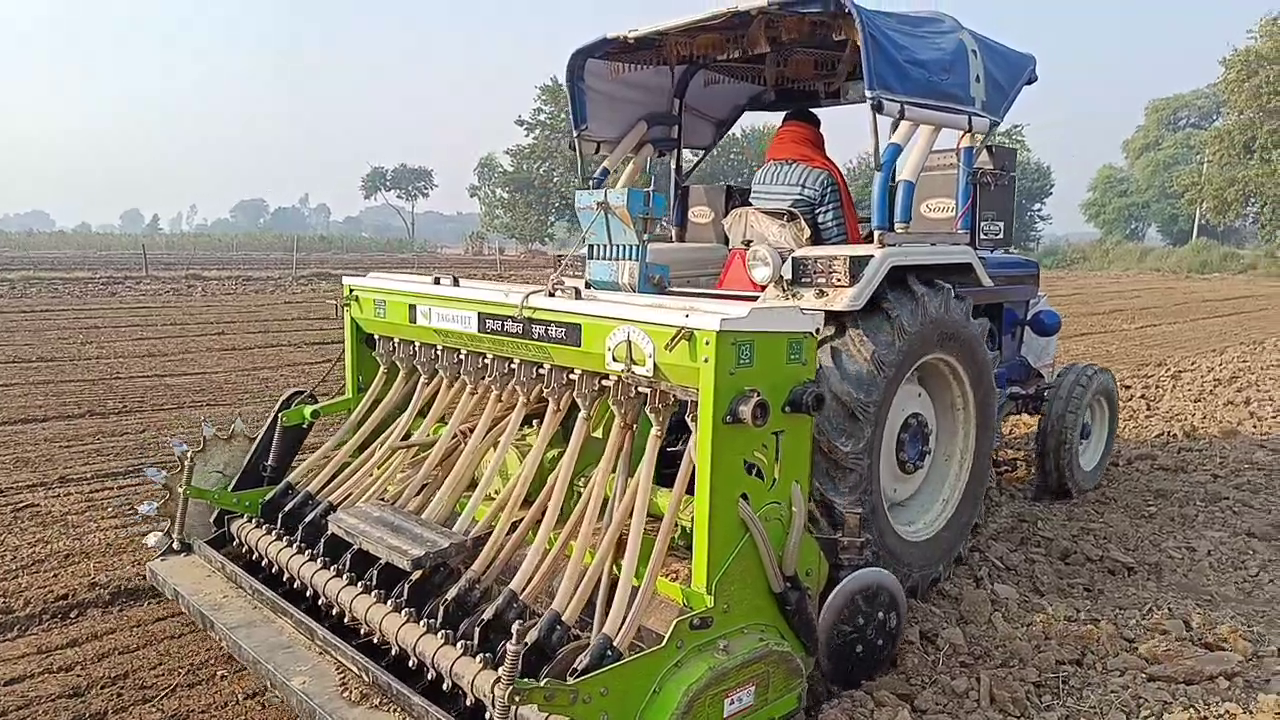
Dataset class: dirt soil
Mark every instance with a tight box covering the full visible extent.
[0,263,1277,720]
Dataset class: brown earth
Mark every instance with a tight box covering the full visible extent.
[0,260,1277,720]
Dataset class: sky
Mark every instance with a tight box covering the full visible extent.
[0,0,1272,232]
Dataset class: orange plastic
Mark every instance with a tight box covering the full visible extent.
[715,247,765,292]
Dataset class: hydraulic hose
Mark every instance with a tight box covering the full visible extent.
[397,381,483,510]
[453,392,533,534]
[462,390,573,584]
[367,376,461,501]
[328,372,438,507]
[422,387,506,521]
[312,370,417,500]
[599,402,672,640]
[504,389,600,595]
[592,427,636,635]
[291,364,390,490]
[617,421,696,649]
[539,405,634,612]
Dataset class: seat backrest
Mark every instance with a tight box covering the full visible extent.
[723,206,812,250]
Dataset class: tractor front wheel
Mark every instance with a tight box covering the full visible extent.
[1033,362,1120,499]
[812,276,997,598]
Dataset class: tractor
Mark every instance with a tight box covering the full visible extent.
[142,3,1120,719]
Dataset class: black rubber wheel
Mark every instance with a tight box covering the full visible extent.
[816,567,908,690]
[1033,362,1119,499]
[812,276,998,598]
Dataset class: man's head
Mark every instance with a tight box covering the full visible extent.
[782,108,821,131]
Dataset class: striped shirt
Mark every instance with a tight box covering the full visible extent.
[749,161,848,245]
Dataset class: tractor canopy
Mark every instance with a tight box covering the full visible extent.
[565,0,1038,156]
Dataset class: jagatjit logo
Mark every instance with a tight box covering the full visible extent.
[919,198,957,220]
[688,205,714,224]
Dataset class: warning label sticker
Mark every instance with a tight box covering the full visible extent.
[723,684,756,718]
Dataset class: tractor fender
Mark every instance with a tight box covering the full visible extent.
[759,245,993,313]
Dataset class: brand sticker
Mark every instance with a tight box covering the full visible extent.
[414,305,478,333]
[688,205,715,224]
[979,220,1005,239]
[723,684,756,718]
[373,298,387,319]
[918,197,957,220]
[734,339,755,369]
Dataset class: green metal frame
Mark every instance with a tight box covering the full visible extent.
[330,279,829,719]
[185,484,275,515]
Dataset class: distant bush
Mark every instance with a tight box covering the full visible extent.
[1033,237,1279,276]
[0,231,433,254]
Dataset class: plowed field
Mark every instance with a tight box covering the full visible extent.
[1,263,1277,720]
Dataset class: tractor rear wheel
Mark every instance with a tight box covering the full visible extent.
[812,276,997,598]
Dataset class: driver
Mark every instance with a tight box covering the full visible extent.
[748,108,864,244]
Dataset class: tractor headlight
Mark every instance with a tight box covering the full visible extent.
[745,245,783,286]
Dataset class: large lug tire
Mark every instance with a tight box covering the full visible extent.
[812,276,998,598]
[1033,362,1120,499]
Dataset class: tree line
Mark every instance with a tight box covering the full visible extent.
[1080,12,1278,246]
[5,11,1274,251]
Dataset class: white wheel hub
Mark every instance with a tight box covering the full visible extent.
[1078,394,1110,471]
[879,353,978,543]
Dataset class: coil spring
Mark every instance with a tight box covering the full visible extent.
[171,457,195,550]
[491,620,526,720]
[265,421,286,477]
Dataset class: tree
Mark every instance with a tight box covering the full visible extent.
[144,213,162,234]
[0,210,56,232]
[311,202,332,234]
[468,77,580,251]
[469,152,554,252]
[1196,13,1280,244]
[360,163,437,240]
[977,124,1055,250]
[689,123,777,186]
[167,212,184,234]
[842,151,876,215]
[267,205,310,234]
[1080,86,1224,244]
[1080,164,1151,240]
[119,208,146,234]
[229,198,270,231]
[72,221,93,234]
[463,229,488,255]
[184,204,199,231]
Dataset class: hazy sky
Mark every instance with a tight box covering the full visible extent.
[1,1,1271,231]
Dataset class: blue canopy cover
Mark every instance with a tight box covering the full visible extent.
[565,0,1038,153]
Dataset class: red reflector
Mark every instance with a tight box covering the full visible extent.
[716,248,765,292]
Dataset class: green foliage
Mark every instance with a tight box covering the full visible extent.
[1034,237,1277,275]
[468,77,579,251]
[1080,86,1225,245]
[119,208,146,234]
[689,123,777,186]
[0,210,56,232]
[1196,13,1280,245]
[841,151,876,211]
[985,124,1055,250]
[360,164,438,239]
[229,198,270,232]
[72,221,93,233]
[144,213,162,234]
[1080,164,1150,241]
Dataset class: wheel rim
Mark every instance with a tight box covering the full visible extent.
[879,353,977,542]
[1078,394,1110,471]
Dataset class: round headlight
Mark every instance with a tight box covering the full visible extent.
[745,245,782,286]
